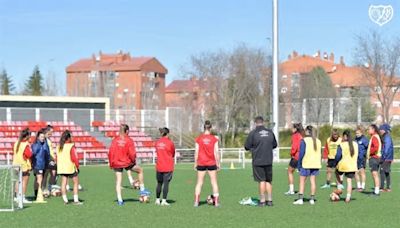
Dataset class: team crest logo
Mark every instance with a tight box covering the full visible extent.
[369,5,394,26]
[259,130,269,137]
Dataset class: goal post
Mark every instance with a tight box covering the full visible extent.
[0,165,23,212]
[219,148,246,169]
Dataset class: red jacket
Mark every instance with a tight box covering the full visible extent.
[108,136,136,168]
[369,134,381,159]
[290,132,302,160]
[70,146,79,169]
[196,134,218,166]
[155,137,175,172]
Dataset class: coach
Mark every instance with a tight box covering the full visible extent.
[244,116,277,207]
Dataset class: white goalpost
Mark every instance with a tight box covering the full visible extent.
[0,165,23,212]
[219,148,246,169]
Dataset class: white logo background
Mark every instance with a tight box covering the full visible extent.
[369,5,394,26]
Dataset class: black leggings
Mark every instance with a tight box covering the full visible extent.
[156,172,173,199]
[380,162,391,189]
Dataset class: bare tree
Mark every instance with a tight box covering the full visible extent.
[300,66,336,135]
[181,44,272,144]
[354,31,400,123]
[43,70,61,96]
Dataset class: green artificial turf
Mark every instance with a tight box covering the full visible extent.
[0,163,397,228]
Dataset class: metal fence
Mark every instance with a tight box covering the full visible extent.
[279,97,377,128]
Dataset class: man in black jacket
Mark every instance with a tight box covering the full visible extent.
[244,116,277,207]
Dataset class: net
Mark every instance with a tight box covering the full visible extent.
[0,165,23,212]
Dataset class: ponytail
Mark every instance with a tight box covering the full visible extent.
[305,125,317,151]
[343,130,354,157]
[59,130,72,151]
[16,128,30,153]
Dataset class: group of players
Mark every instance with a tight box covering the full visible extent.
[11,118,394,207]
[12,125,83,205]
[285,123,393,205]
[108,120,220,207]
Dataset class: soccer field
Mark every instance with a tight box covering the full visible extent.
[0,163,397,228]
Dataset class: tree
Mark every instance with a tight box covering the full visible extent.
[24,65,44,96]
[182,44,272,145]
[354,31,400,123]
[0,68,15,95]
[43,70,61,96]
[300,66,336,133]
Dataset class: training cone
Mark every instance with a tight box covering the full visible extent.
[230,162,235,170]
[34,188,47,204]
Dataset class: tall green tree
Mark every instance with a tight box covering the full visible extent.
[24,65,44,96]
[0,68,15,95]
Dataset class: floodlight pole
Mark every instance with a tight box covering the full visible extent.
[272,0,280,161]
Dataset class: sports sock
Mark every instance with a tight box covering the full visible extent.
[161,199,167,203]
[386,173,391,189]
[346,194,351,200]
[337,184,344,190]
[73,194,79,202]
[374,187,380,194]
[213,193,219,205]
[357,182,361,189]
[298,194,304,200]
[128,176,134,185]
[62,194,68,203]
[140,184,145,191]
[289,184,294,192]
[267,193,272,201]
[194,194,200,203]
[326,180,330,185]
[310,195,315,201]
[259,194,266,203]
[117,193,123,202]
[361,182,365,189]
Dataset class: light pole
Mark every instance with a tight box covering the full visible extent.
[272,0,280,161]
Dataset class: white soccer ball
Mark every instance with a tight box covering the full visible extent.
[51,188,62,197]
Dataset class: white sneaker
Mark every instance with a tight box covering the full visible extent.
[155,199,161,205]
[293,199,304,205]
[23,198,32,204]
[161,201,170,206]
[309,199,315,205]
[320,184,330,189]
[284,190,295,195]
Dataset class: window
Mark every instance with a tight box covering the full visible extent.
[282,74,287,79]
[393,101,400,107]
[375,102,382,107]
[281,87,287,94]
[374,87,382,94]
[392,87,399,93]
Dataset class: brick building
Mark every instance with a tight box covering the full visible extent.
[66,51,167,110]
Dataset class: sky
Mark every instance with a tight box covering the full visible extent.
[0,0,399,94]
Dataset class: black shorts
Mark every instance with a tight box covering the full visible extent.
[253,165,273,183]
[33,169,45,176]
[22,171,30,177]
[369,158,380,172]
[47,160,57,171]
[336,170,355,178]
[113,164,136,172]
[196,165,218,171]
[380,161,392,173]
[327,159,337,168]
[289,158,298,169]
[357,158,367,170]
[156,172,173,183]
[60,172,79,178]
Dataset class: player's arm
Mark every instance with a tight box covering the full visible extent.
[171,142,176,158]
[23,145,33,160]
[194,143,199,170]
[323,141,329,159]
[128,140,137,163]
[244,131,253,151]
[271,131,278,149]
[298,140,306,170]
[70,146,79,170]
[335,146,342,163]
[214,139,220,169]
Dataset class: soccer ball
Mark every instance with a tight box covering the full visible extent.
[51,188,62,197]
[132,180,140,190]
[330,189,342,202]
[206,195,215,205]
[42,190,50,198]
[139,195,150,203]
